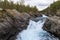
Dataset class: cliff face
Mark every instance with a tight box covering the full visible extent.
[43,16,60,38]
[0,9,35,40]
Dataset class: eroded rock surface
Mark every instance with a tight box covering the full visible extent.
[43,16,60,38]
[0,9,33,40]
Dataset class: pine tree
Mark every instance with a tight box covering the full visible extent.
[19,0,24,5]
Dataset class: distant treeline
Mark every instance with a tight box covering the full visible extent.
[0,0,38,13]
[41,1,60,16]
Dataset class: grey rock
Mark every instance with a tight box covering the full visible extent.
[0,9,32,40]
[43,16,60,38]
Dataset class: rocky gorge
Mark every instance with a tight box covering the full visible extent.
[0,9,41,40]
[0,9,60,40]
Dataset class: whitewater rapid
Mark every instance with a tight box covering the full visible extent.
[16,15,59,40]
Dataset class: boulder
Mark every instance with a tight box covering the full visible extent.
[0,9,32,40]
[0,9,42,40]
[43,16,60,38]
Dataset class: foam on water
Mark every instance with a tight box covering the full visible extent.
[16,15,59,40]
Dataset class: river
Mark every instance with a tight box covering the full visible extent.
[16,15,59,40]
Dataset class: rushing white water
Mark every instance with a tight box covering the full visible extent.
[16,15,59,40]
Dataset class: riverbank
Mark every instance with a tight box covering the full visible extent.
[0,9,41,40]
[43,16,60,39]
[0,9,60,40]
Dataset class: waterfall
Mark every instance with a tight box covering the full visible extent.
[16,15,59,40]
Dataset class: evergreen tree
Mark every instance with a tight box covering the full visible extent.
[0,0,38,13]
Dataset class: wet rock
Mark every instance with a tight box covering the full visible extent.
[0,9,32,40]
[43,16,60,38]
[0,9,42,40]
